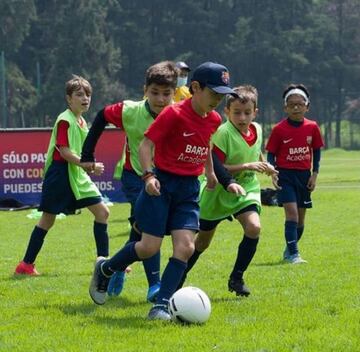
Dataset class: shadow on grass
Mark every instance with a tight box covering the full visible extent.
[252,260,285,267]
[109,218,129,224]
[56,300,169,329]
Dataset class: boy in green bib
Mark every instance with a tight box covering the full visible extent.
[81,61,178,302]
[15,75,110,276]
[178,85,278,296]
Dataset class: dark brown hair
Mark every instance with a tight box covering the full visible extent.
[145,61,179,89]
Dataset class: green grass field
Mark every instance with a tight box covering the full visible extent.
[1,149,359,352]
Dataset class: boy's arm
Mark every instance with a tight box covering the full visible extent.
[204,152,218,190]
[212,151,245,195]
[139,137,161,196]
[81,108,108,163]
[307,148,321,191]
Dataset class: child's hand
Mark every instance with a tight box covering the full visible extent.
[145,176,161,196]
[307,173,318,192]
[264,163,278,176]
[81,162,95,173]
[93,162,105,176]
[226,183,246,196]
[271,173,281,190]
[205,172,218,191]
[245,161,270,173]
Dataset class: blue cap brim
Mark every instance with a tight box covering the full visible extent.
[208,85,238,96]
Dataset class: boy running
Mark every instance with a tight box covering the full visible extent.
[81,61,178,302]
[178,85,277,296]
[88,62,239,321]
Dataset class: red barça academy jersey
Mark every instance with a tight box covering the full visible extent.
[145,99,222,176]
[266,117,324,170]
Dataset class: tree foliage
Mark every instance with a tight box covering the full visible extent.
[1,0,360,148]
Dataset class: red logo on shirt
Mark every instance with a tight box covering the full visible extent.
[222,71,230,84]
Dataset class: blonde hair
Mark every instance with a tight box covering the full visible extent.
[226,85,258,109]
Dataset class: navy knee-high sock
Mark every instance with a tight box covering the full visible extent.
[230,235,259,280]
[93,221,109,257]
[285,220,298,255]
[102,241,140,275]
[177,249,202,289]
[143,252,161,287]
[127,226,160,287]
[297,225,304,242]
[156,257,187,308]
[23,226,48,263]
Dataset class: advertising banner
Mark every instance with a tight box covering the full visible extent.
[0,128,126,205]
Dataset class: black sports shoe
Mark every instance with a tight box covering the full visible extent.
[89,257,112,305]
[228,277,251,297]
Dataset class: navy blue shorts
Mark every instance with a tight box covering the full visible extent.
[200,204,259,231]
[277,168,312,208]
[39,161,102,214]
[134,169,200,237]
[120,169,143,221]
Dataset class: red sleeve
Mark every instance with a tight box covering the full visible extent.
[312,123,325,149]
[144,105,175,143]
[213,145,226,163]
[56,120,70,147]
[104,102,124,129]
[265,126,280,154]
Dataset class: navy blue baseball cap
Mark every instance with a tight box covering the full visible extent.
[191,62,237,96]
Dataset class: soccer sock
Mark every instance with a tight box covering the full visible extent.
[285,220,298,255]
[143,252,161,287]
[229,235,259,280]
[297,225,304,242]
[23,226,48,263]
[155,257,187,308]
[177,249,202,289]
[93,221,109,257]
[102,241,140,275]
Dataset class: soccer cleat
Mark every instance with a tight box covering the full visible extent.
[147,282,161,303]
[107,271,126,297]
[284,254,307,264]
[14,261,40,276]
[228,277,251,297]
[147,305,171,321]
[89,258,112,305]
[283,246,290,260]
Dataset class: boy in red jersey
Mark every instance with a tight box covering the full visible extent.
[88,62,239,321]
[266,84,324,264]
[81,61,178,302]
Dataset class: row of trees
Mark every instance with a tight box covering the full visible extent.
[1,0,360,148]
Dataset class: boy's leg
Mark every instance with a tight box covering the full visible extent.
[15,212,56,275]
[131,223,161,301]
[149,229,194,320]
[87,203,110,258]
[177,226,217,289]
[89,234,161,305]
[228,210,260,296]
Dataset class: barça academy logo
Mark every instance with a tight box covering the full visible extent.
[306,136,312,145]
[221,71,230,84]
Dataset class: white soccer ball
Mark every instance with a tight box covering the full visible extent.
[168,286,211,324]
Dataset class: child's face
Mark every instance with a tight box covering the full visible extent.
[284,94,309,121]
[66,87,91,116]
[191,84,224,115]
[144,83,175,115]
[225,99,257,133]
